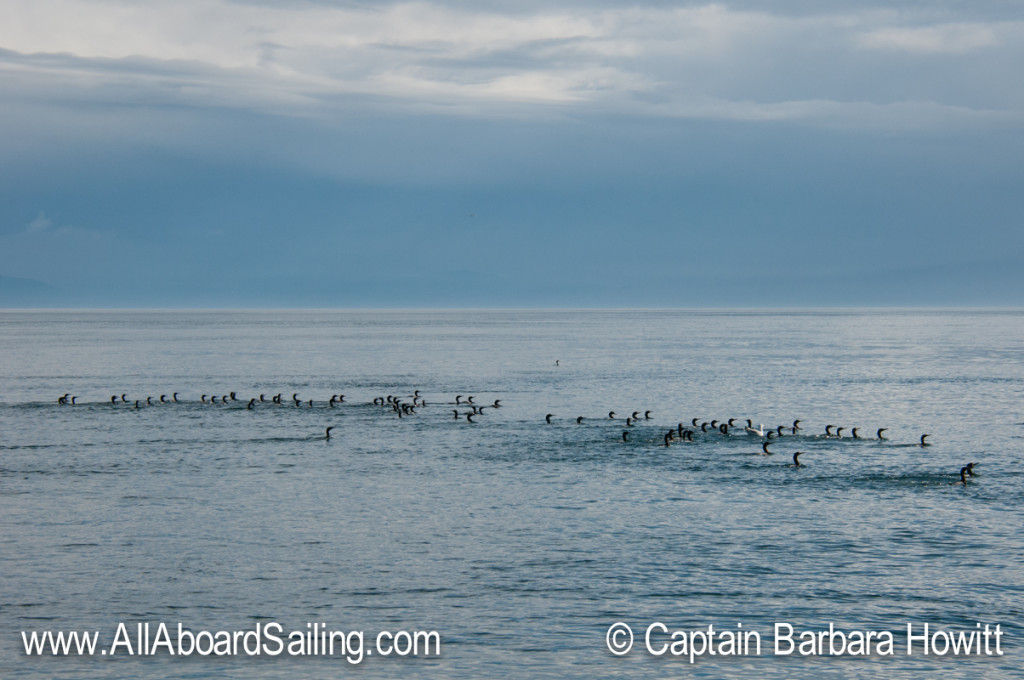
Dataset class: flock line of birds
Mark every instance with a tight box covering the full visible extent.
[542,411,962,470]
[52,389,978,485]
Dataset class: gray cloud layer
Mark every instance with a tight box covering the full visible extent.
[2,1,1021,127]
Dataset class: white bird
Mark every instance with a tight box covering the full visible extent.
[745,423,765,437]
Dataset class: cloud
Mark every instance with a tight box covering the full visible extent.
[19,210,102,241]
[1,1,1021,130]
[855,21,1009,54]
[26,211,52,233]
[0,2,1020,307]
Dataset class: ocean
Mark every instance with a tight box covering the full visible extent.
[1,309,1021,678]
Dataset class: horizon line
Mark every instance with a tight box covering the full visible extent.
[3,306,1023,313]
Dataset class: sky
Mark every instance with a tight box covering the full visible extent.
[1,0,1022,307]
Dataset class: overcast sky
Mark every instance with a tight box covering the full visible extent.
[1,0,1021,306]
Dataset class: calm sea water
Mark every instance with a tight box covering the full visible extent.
[1,309,1022,679]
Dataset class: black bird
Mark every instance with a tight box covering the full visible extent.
[877,428,887,439]
[546,414,553,424]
